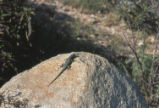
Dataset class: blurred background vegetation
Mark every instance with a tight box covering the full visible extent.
[0,0,159,107]
[0,0,34,85]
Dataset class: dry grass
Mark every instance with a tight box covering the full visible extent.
[104,12,120,26]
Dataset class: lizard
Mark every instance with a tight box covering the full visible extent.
[48,54,78,86]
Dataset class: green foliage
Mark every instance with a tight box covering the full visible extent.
[117,1,159,104]
[116,48,159,106]
[115,32,159,107]
[119,0,159,34]
[0,0,34,83]
[115,1,159,104]
[126,54,159,105]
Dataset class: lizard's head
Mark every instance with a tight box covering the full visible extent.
[71,54,78,59]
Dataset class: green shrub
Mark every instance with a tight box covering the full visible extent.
[116,45,159,107]
[115,1,159,104]
[125,53,159,106]
[115,29,159,107]
[119,0,159,34]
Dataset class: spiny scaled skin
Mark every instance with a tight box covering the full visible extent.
[48,54,78,86]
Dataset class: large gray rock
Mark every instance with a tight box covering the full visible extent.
[0,52,148,108]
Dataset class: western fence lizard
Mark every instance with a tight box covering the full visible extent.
[48,54,78,86]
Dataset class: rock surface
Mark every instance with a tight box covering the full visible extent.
[0,52,148,108]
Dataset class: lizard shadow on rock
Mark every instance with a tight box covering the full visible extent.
[0,2,118,87]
